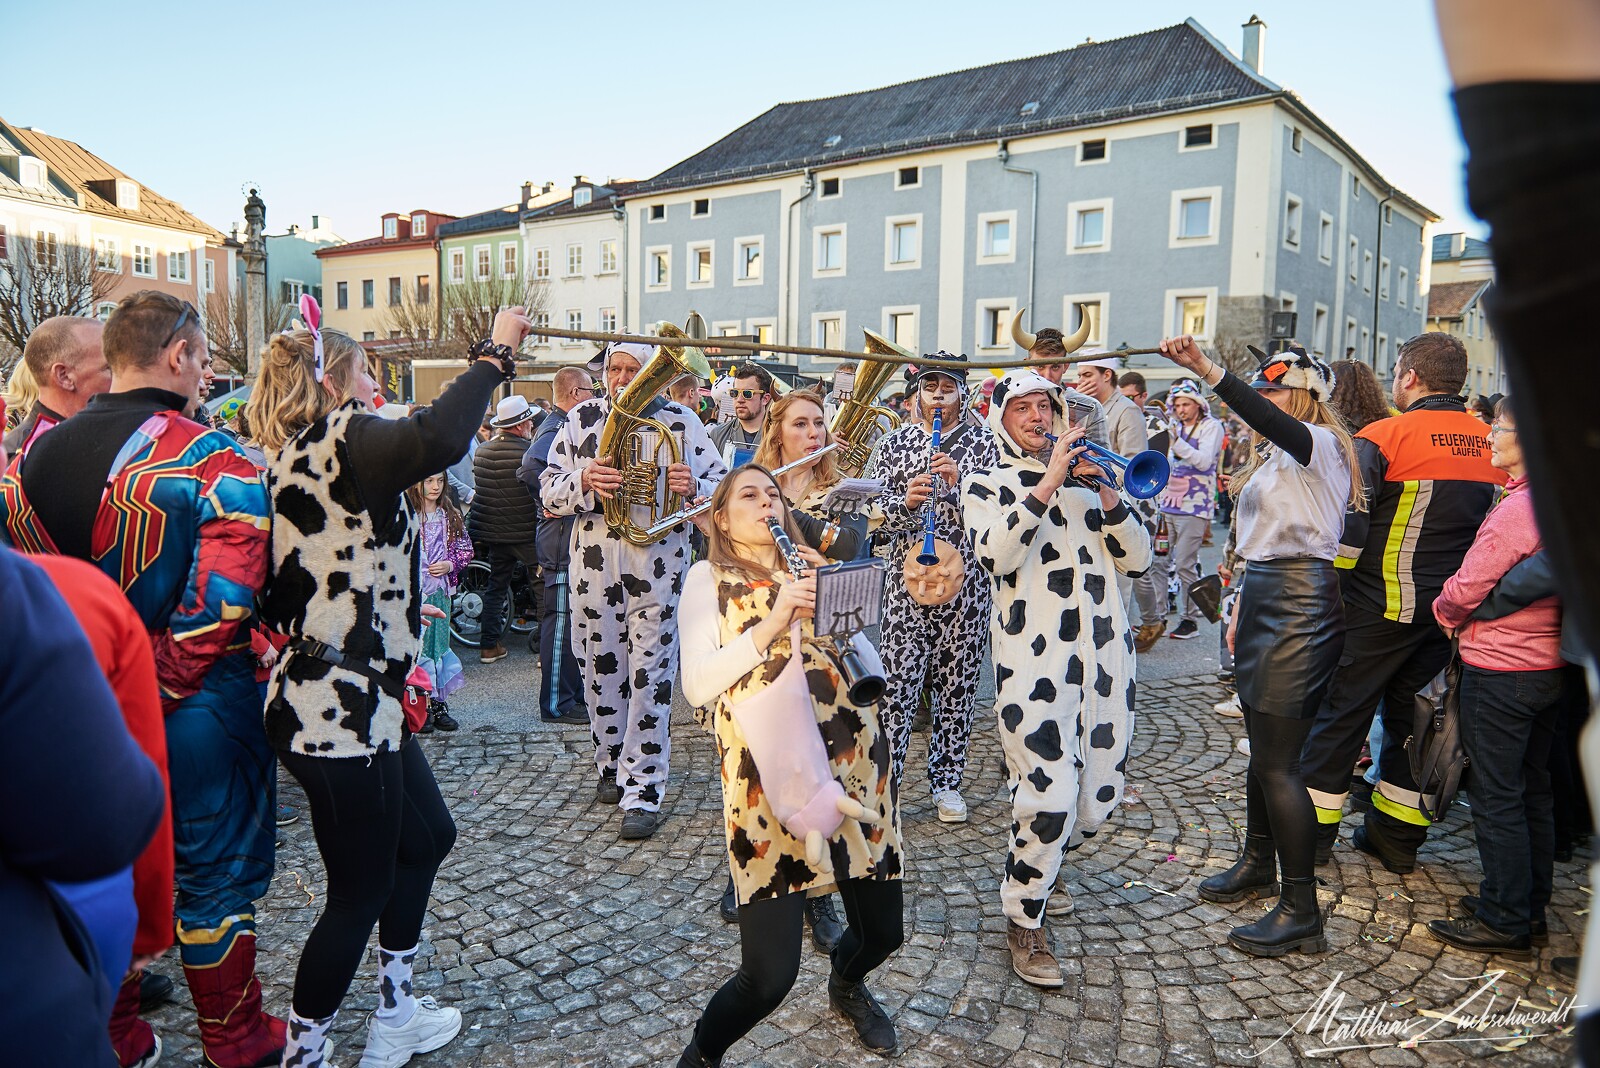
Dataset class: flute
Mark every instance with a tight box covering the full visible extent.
[915,409,942,566]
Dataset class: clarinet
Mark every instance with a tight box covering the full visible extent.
[766,516,884,705]
[915,408,943,566]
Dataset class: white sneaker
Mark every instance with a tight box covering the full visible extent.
[1213,695,1243,718]
[1046,880,1075,917]
[1236,737,1251,757]
[934,789,967,823]
[358,997,462,1068]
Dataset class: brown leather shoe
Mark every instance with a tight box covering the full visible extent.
[479,644,509,664]
[1006,920,1064,987]
[1133,621,1166,653]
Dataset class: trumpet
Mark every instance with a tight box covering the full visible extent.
[767,515,884,706]
[1035,427,1171,500]
[640,442,841,540]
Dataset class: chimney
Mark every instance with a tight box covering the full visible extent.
[521,181,533,208]
[1242,15,1267,74]
[1450,232,1466,258]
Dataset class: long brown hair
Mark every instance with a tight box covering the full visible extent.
[1228,388,1366,512]
[1329,360,1391,432]
[752,389,840,495]
[245,328,372,453]
[406,474,466,540]
[705,465,808,583]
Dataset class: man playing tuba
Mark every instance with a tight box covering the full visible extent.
[865,353,998,823]
[542,340,726,840]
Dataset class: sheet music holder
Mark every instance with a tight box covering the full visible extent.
[813,558,886,638]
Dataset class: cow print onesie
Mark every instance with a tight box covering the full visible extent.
[542,378,725,813]
[962,370,1153,928]
[867,408,999,796]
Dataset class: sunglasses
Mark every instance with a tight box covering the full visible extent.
[731,388,764,399]
[160,301,197,349]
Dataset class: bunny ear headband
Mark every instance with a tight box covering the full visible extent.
[288,294,326,381]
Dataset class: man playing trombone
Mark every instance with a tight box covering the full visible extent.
[541,341,726,840]
[866,353,998,823]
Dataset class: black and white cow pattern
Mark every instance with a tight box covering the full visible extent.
[866,415,999,795]
[541,393,725,812]
[376,945,417,1016]
[961,370,1154,928]
[263,400,418,758]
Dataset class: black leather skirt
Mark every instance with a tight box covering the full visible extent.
[1235,558,1345,720]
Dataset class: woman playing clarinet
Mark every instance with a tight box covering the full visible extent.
[677,465,904,1066]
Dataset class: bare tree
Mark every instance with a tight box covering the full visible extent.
[379,269,548,370]
[0,236,120,355]
[204,284,294,376]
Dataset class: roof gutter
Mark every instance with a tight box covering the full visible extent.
[997,141,1038,333]
[782,169,815,357]
[611,195,627,330]
[1372,187,1394,370]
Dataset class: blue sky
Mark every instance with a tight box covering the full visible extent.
[3,1,1475,242]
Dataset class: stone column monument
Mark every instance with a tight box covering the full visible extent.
[242,188,267,378]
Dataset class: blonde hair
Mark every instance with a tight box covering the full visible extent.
[245,328,370,453]
[753,389,839,494]
[2,361,39,428]
[705,465,808,583]
[1229,388,1366,512]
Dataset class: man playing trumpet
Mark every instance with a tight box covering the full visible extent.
[541,340,726,840]
[866,354,998,823]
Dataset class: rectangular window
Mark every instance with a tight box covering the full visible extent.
[649,204,665,221]
[533,247,550,279]
[501,244,518,278]
[1291,127,1303,153]
[1177,296,1208,337]
[1348,237,1359,282]
[566,309,583,333]
[1362,251,1373,293]
[1378,333,1389,361]
[599,307,617,333]
[984,218,1010,257]
[337,281,349,309]
[203,258,214,292]
[475,245,491,281]
[1079,139,1106,162]
[566,243,582,276]
[285,279,306,304]
[889,310,916,349]
[449,248,465,283]
[167,249,189,283]
[888,219,919,265]
[95,236,119,272]
[0,222,9,260]
[599,240,617,273]
[362,279,375,308]
[388,330,400,340]
[819,176,841,198]
[1383,204,1393,225]
[982,305,1007,349]
[383,218,397,239]
[1361,327,1371,359]
[648,247,670,288]
[532,311,550,342]
[736,238,762,283]
[1312,304,1329,355]
[1179,198,1211,239]
[815,315,842,350]
[1351,175,1362,200]
[96,301,117,321]
[1398,267,1409,308]
[1318,214,1334,263]
[388,276,401,305]
[896,166,919,188]
[690,243,712,285]
[1344,318,1358,358]
[1379,257,1391,300]
[1183,124,1214,148]
[132,243,155,277]
[363,331,376,342]
[411,213,427,237]
[752,322,775,345]
[816,227,844,273]
[692,198,710,216]
[1283,195,1302,249]
[417,275,430,305]
[34,229,59,269]
[1068,201,1112,253]
[1070,300,1103,345]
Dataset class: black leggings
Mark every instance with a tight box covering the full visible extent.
[279,741,457,1019]
[1242,707,1317,881]
[695,878,904,1060]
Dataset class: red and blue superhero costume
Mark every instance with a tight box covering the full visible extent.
[1,387,284,1068]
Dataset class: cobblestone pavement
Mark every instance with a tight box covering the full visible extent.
[145,669,1585,1067]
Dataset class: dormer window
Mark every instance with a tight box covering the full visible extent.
[1019,101,1040,117]
[116,180,139,210]
[574,187,593,208]
[823,135,842,149]
[411,214,427,237]
[20,158,47,190]
[383,217,398,239]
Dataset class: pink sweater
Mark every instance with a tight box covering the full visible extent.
[1433,477,1564,671]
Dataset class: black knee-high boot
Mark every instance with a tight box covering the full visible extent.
[1198,834,1279,903]
[1227,876,1327,956]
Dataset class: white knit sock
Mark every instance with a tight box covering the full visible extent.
[283,1009,336,1067]
[374,945,418,1027]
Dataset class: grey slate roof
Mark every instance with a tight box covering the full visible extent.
[1431,233,1492,261]
[639,19,1276,193]
[437,205,522,238]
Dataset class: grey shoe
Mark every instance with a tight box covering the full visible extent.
[619,809,663,840]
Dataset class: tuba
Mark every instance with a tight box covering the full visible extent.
[597,320,713,546]
[829,328,904,477]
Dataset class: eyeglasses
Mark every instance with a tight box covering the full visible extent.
[160,301,197,349]
[1487,423,1517,437]
[732,388,764,399]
